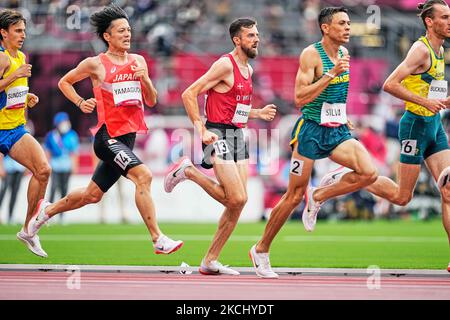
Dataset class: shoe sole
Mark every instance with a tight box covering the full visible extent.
[248,249,279,279]
[154,241,184,255]
[198,267,239,276]
[164,157,189,193]
[16,233,47,258]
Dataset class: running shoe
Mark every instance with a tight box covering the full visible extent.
[153,234,184,254]
[164,156,193,193]
[199,259,240,275]
[249,244,278,278]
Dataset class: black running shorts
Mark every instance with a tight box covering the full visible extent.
[92,124,142,192]
[201,121,249,169]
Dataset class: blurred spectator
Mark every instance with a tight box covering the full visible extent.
[44,112,80,223]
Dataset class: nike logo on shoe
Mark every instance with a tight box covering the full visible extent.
[172,167,183,178]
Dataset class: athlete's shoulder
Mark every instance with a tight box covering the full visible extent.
[409,40,429,56]
[212,55,233,72]
[129,53,145,63]
[300,44,320,60]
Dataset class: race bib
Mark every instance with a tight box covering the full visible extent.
[213,139,230,155]
[112,81,143,107]
[320,102,347,126]
[231,103,251,125]
[6,86,28,109]
[427,80,448,100]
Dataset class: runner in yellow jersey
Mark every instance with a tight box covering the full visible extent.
[324,0,450,272]
[0,9,50,257]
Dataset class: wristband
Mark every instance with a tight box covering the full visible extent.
[77,98,85,108]
[324,72,336,79]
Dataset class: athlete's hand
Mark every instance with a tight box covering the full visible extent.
[202,130,219,145]
[131,61,149,80]
[79,98,97,113]
[27,93,39,108]
[14,64,32,78]
[330,55,350,77]
[424,99,446,113]
[260,104,277,121]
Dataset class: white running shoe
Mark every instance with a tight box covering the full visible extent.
[16,228,48,258]
[28,199,51,237]
[164,156,193,193]
[199,259,240,276]
[437,166,450,189]
[153,234,184,254]
[249,244,279,279]
[319,166,352,187]
[302,186,321,232]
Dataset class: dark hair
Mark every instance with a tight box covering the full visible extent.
[229,18,257,46]
[318,7,348,35]
[417,0,448,29]
[0,9,26,40]
[90,4,129,47]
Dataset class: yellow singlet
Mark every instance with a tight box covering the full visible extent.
[0,49,29,129]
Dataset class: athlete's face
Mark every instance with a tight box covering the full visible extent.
[104,18,131,51]
[323,12,351,44]
[428,5,450,39]
[235,25,259,59]
[0,20,26,50]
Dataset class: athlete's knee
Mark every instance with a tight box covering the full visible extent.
[357,166,378,186]
[393,194,413,206]
[82,190,103,204]
[285,186,306,208]
[35,162,52,182]
[226,193,248,210]
[132,167,153,187]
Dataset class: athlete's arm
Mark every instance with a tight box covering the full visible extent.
[133,55,157,107]
[182,57,232,141]
[294,46,349,108]
[249,104,277,121]
[0,53,31,92]
[383,42,446,113]
[58,57,97,113]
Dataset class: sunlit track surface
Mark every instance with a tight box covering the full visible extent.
[1,270,449,300]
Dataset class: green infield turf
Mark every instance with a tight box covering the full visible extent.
[0,219,448,269]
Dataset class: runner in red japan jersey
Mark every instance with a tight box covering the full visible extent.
[27,4,183,257]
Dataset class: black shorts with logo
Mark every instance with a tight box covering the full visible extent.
[92,124,142,192]
[201,121,249,169]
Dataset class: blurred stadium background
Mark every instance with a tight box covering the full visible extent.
[0,0,449,225]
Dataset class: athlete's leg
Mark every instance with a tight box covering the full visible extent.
[314,139,378,203]
[126,164,161,242]
[202,158,248,264]
[424,149,450,245]
[365,163,420,206]
[45,180,104,218]
[9,134,51,231]
[257,143,314,253]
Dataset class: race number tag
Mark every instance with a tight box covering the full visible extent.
[290,158,304,176]
[231,103,251,125]
[6,86,29,109]
[427,80,448,100]
[112,81,143,107]
[114,151,132,170]
[213,139,230,156]
[401,139,417,156]
[320,103,347,126]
